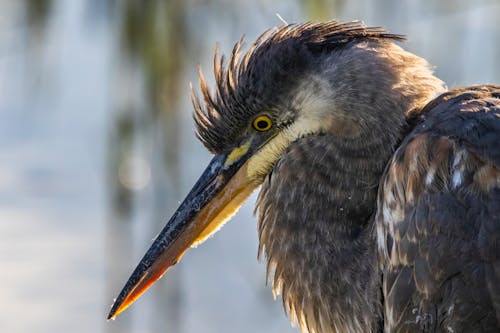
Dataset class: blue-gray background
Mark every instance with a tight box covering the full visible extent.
[1,1,499,332]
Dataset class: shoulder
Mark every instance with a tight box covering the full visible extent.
[377,84,500,258]
[407,85,500,165]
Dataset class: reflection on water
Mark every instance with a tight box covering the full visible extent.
[0,0,499,333]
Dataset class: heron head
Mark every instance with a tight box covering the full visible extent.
[108,21,443,319]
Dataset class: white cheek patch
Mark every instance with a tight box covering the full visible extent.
[247,132,290,180]
[247,115,333,181]
[246,75,340,182]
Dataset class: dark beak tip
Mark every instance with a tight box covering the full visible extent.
[107,295,127,320]
[106,304,117,321]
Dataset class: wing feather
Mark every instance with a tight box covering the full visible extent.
[377,85,500,332]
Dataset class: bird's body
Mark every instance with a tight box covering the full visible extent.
[108,21,500,333]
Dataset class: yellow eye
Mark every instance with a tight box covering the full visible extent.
[252,115,272,132]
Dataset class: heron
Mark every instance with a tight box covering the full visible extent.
[107,21,500,332]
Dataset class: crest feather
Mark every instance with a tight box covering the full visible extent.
[191,20,405,153]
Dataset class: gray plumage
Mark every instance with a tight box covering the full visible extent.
[191,21,500,332]
[192,21,463,333]
[109,20,500,333]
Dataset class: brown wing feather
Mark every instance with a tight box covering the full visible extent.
[377,85,500,332]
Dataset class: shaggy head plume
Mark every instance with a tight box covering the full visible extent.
[191,21,404,153]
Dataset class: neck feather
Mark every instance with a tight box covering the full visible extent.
[255,40,445,333]
[256,134,387,333]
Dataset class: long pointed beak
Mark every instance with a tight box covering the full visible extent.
[107,141,259,319]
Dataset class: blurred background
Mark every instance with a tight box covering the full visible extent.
[0,0,499,332]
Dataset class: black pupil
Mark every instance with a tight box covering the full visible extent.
[256,120,269,129]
